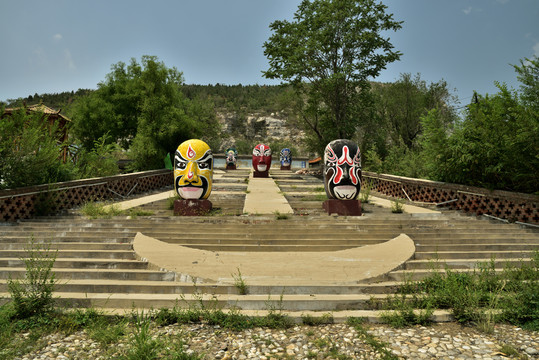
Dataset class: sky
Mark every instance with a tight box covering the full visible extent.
[1,0,538,106]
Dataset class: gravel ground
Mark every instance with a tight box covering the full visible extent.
[13,322,538,359]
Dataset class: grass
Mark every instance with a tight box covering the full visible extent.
[390,198,404,213]
[274,210,290,220]
[347,317,398,360]
[80,201,153,218]
[377,253,539,331]
[359,181,372,203]
[232,267,248,295]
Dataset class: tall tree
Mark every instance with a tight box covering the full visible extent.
[71,56,220,170]
[263,0,402,154]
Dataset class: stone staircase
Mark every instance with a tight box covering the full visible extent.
[0,169,537,321]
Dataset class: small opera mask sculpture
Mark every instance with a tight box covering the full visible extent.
[174,139,213,200]
[225,147,238,168]
[252,143,272,173]
[280,148,292,169]
[324,139,362,200]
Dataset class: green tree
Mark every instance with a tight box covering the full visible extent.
[263,0,402,154]
[374,73,457,149]
[0,106,74,189]
[440,83,538,193]
[70,56,220,170]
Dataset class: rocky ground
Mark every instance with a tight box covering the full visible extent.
[15,322,538,359]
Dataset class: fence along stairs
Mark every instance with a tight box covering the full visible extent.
[0,169,537,322]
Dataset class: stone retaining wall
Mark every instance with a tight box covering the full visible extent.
[363,171,539,225]
[0,169,173,222]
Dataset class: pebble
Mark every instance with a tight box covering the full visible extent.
[11,322,538,359]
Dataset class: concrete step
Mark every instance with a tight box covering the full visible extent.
[177,244,374,252]
[0,279,402,295]
[0,249,135,259]
[387,268,508,282]
[415,243,539,252]
[414,250,536,260]
[152,238,392,246]
[0,292,388,311]
[0,267,176,281]
[0,258,147,270]
[402,258,532,270]
[0,237,132,243]
[0,242,132,250]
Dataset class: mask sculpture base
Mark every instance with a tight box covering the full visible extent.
[174,199,213,216]
[226,164,237,170]
[323,139,362,216]
[323,199,362,216]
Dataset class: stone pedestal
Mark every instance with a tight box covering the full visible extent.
[174,199,212,216]
[226,164,237,170]
[323,199,362,216]
[253,171,269,178]
[280,165,291,170]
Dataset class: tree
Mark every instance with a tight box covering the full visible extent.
[70,56,221,170]
[263,0,402,154]
[374,73,456,149]
[0,106,74,189]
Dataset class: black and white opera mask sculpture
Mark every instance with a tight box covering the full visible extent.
[323,139,362,200]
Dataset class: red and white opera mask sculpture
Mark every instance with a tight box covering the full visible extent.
[252,143,272,174]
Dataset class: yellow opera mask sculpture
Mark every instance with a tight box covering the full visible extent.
[174,139,213,200]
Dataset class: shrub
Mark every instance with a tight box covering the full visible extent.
[7,237,57,319]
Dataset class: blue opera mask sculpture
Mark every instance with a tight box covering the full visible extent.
[280,148,292,170]
[225,147,238,169]
[174,139,213,200]
[323,139,362,200]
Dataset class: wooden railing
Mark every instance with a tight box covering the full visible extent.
[0,169,173,222]
[362,171,539,225]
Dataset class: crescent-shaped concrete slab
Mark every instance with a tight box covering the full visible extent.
[133,232,415,286]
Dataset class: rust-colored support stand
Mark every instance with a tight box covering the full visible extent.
[280,165,291,170]
[253,171,269,178]
[226,164,237,170]
[323,199,362,216]
[174,199,212,216]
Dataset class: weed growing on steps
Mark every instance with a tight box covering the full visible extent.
[274,210,290,220]
[390,198,404,213]
[80,201,153,218]
[232,267,248,295]
[382,253,539,331]
[7,236,58,319]
[167,194,180,210]
[359,181,372,204]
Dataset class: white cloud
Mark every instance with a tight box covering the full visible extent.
[53,33,63,41]
[534,42,539,57]
[64,49,76,70]
[30,47,47,66]
[462,7,473,15]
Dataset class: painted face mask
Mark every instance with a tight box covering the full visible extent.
[225,148,237,167]
[280,148,292,167]
[324,139,362,200]
[174,139,213,199]
[252,144,272,172]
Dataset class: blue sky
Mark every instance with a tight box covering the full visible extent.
[1,0,538,106]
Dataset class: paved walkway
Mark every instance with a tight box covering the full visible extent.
[242,170,294,215]
[134,232,415,285]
